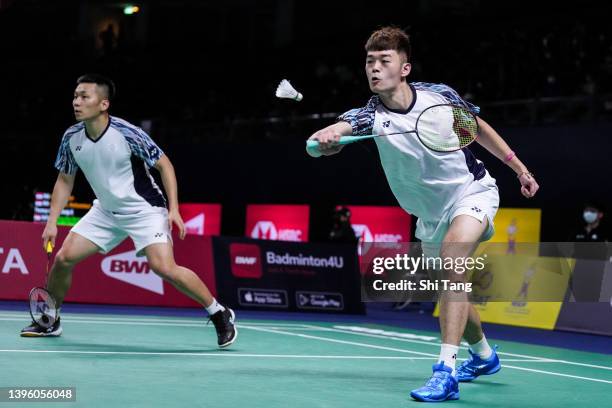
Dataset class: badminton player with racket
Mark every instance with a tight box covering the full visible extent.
[20,74,237,348]
[307,27,539,402]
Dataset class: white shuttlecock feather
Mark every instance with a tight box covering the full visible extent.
[275,79,303,102]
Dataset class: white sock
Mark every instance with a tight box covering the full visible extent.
[205,299,225,315]
[470,335,493,360]
[438,343,459,376]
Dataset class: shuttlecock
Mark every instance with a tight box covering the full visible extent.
[275,79,303,102]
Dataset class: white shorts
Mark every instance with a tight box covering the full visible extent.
[416,171,499,257]
[71,200,172,256]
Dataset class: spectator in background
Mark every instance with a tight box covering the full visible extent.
[574,202,608,242]
[329,206,357,244]
[99,24,116,57]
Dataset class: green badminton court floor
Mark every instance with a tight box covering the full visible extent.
[0,310,610,407]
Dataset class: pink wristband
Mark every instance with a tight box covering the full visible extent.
[504,151,515,162]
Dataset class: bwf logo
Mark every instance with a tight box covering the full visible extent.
[101,250,164,295]
[230,243,262,279]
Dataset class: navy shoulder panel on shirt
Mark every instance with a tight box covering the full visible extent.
[54,122,84,175]
[110,116,164,168]
[412,82,480,115]
[336,95,380,136]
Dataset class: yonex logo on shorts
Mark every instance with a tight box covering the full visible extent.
[75,146,82,151]
[471,206,482,213]
[154,233,163,238]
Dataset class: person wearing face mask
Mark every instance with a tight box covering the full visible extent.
[575,203,607,242]
[568,202,609,301]
[329,206,358,244]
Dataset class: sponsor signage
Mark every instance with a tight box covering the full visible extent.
[296,291,344,311]
[0,220,216,307]
[344,205,412,243]
[238,288,288,308]
[214,237,363,314]
[179,203,222,236]
[245,204,310,242]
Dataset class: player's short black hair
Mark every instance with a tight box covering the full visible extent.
[76,74,116,101]
[365,26,411,63]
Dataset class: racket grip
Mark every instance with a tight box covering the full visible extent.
[46,241,53,254]
[306,140,320,149]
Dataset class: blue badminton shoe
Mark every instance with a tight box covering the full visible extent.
[456,345,501,382]
[410,362,459,402]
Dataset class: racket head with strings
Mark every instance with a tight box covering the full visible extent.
[415,103,479,152]
[28,286,58,328]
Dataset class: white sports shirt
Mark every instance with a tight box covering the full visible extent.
[338,82,494,221]
[54,116,167,213]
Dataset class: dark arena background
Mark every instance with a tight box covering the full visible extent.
[0,1,611,407]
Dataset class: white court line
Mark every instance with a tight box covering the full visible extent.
[504,365,612,385]
[0,349,545,363]
[2,314,610,371]
[319,325,612,371]
[240,325,612,385]
[0,316,316,331]
[242,325,441,358]
[0,313,308,327]
[0,349,436,360]
[320,325,546,361]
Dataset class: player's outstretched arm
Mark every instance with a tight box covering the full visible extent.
[306,121,353,158]
[154,154,186,239]
[475,117,539,199]
[42,172,76,250]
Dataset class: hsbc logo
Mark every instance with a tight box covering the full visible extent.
[0,247,29,275]
[101,250,164,295]
[352,224,403,242]
[250,221,277,240]
[250,221,303,242]
[185,213,205,236]
[230,243,262,279]
[352,224,373,242]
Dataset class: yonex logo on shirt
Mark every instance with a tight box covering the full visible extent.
[383,120,391,128]
[75,146,82,151]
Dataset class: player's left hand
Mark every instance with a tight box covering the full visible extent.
[518,172,539,199]
[168,209,186,239]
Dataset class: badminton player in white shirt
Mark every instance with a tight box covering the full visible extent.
[307,27,539,402]
[21,74,237,348]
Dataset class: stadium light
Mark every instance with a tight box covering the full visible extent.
[123,5,140,15]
